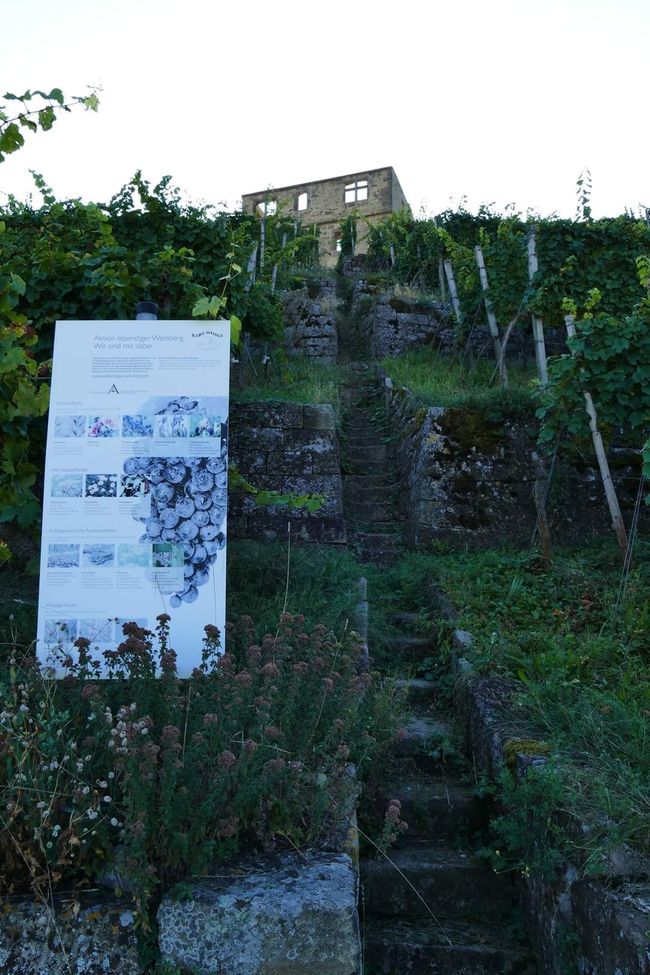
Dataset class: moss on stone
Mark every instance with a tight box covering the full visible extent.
[504,738,552,769]
[443,408,504,453]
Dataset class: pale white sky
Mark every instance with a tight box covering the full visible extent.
[1,0,649,218]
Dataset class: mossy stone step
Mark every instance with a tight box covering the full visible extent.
[363,918,534,975]
[373,775,486,841]
[344,475,399,494]
[390,610,426,628]
[392,678,437,707]
[346,444,387,463]
[392,713,456,774]
[360,845,515,922]
[342,417,385,431]
[344,432,388,449]
[391,634,438,663]
[346,500,396,524]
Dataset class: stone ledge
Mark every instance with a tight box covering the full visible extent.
[158,852,361,975]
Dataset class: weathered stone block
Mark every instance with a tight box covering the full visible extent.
[0,897,141,975]
[157,852,360,975]
[281,474,344,515]
[234,402,304,430]
[571,880,650,975]
[303,404,337,432]
[229,399,344,543]
[282,282,339,361]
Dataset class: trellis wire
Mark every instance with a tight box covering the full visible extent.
[529,437,560,551]
[609,473,646,623]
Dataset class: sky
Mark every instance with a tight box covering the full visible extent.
[1,0,649,219]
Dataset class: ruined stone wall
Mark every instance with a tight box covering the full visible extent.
[242,168,409,267]
[353,284,449,359]
[229,402,346,544]
[380,373,646,548]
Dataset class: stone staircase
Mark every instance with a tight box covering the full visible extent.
[359,615,536,974]
[338,317,535,973]
[341,364,402,565]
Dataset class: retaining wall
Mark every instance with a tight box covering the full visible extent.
[229,401,346,544]
[380,373,646,548]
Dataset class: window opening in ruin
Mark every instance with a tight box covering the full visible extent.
[256,200,277,217]
[297,191,308,211]
[335,238,342,252]
[344,180,368,204]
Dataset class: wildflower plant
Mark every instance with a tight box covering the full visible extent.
[0,613,402,923]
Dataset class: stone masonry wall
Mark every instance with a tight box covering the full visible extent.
[282,279,339,362]
[1,853,361,975]
[229,401,346,544]
[353,282,568,363]
[381,373,646,548]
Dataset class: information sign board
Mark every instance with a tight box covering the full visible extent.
[37,320,230,676]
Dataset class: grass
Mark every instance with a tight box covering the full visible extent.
[0,557,38,661]
[381,347,536,415]
[227,540,363,637]
[231,358,343,413]
[382,541,650,862]
[0,542,369,660]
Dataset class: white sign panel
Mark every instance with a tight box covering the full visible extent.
[37,320,230,677]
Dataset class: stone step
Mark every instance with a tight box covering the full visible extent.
[347,500,396,524]
[390,610,425,628]
[344,422,385,435]
[344,488,398,509]
[344,475,399,494]
[361,845,515,922]
[363,918,534,975]
[344,433,387,450]
[346,444,387,464]
[341,466,386,476]
[375,775,486,841]
[391,635,437,662]
[393,678,437,707]
[342,390,378,403]
[392,713,454,774]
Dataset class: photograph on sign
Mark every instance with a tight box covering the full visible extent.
[36,320,230,677]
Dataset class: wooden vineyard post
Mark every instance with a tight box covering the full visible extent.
[474,245,508,386]
[527,227,548,386]
[565,314,628,554]
[443,259,463,325]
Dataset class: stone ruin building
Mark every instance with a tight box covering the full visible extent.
[241,166,410,268]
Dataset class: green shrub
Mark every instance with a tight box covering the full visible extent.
[0,614,402,922]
